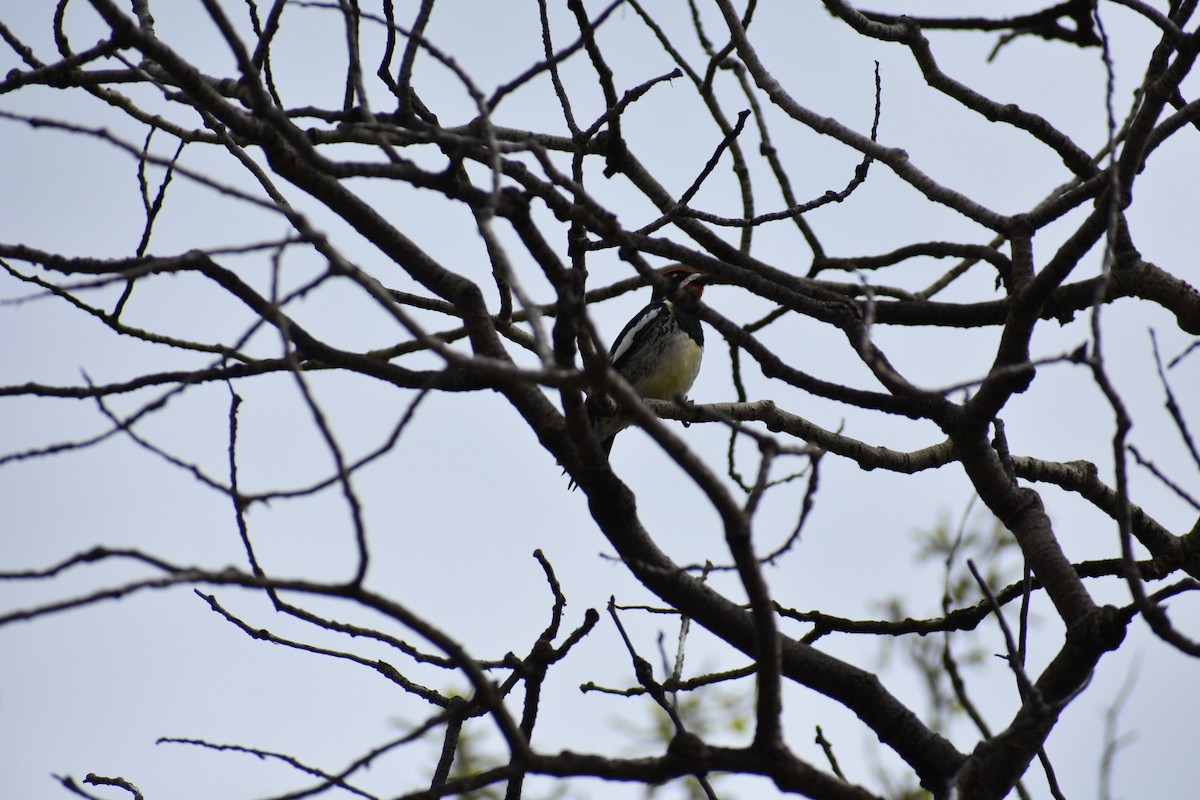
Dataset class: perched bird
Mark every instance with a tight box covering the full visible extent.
[569,267,708,485]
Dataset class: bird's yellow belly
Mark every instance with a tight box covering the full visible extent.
[634,339,702,400]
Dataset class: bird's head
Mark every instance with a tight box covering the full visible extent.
[652,266,708,303]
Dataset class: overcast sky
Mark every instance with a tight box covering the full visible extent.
[2,2,1198,799]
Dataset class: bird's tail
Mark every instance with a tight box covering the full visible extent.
[562,398,622,490]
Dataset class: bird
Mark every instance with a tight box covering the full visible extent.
[567,266,708,487]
